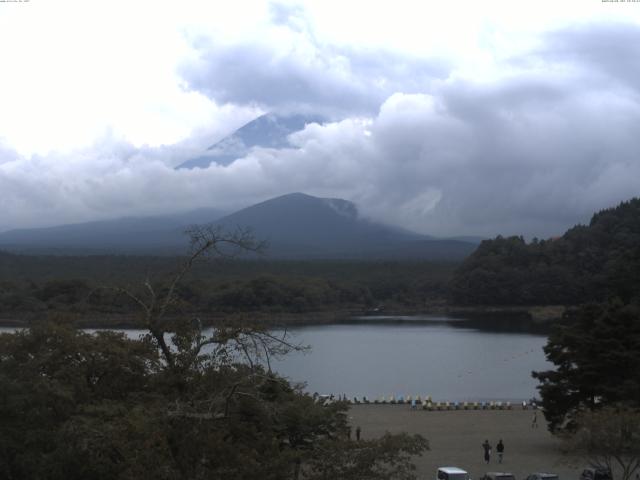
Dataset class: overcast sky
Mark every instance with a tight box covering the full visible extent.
[1,0,639,237]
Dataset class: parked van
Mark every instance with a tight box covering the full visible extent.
[438,467,471,480]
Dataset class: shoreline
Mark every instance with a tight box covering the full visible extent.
[0,305,566,329]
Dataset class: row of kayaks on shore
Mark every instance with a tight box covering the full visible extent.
[314,394,539,410]
[370,397,516,410]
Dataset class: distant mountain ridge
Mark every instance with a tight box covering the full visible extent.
[177,113,324,169]
[0,208,225,254]
[0,193,478,260]
[213,193,428,258]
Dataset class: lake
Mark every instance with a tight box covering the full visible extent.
[271,316,551,402]
[0,315,552,402]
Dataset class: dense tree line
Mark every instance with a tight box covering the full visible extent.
[0,258,455,320]
[0,276,369,315]
[450,198,640,305]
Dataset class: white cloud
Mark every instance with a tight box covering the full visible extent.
[0,1,265,156]
[2,2,640,238]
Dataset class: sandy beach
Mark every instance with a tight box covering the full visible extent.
[348,405,581,480]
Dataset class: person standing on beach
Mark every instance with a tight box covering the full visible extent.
[532,411,538,428]
[482,439,492,463]
[497,439,504,463]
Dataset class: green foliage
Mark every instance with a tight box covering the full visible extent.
[0,321,160,479]
[532,302,640,432]
[0,319,427,479]
[451,198,640,305]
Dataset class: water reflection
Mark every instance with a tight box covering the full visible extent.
[345,314,552,335]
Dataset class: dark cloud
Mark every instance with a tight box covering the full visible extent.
[179,34,449,117]
[540,23,640,93]
[179,1,448,116]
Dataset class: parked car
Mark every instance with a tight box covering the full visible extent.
[526,473,559,480]
[580,468,612,480]
[481,472,515,480]
[438,467,471,480]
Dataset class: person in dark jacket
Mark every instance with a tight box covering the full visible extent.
[482,439,492,463]
[496,439,504,463]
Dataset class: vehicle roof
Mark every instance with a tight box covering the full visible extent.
[439,467,469,474]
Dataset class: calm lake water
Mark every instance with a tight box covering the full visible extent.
[0,315,552,402]
[271,316,551,402]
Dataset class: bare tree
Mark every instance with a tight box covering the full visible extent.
[566,406,640,480]
[112,225,301,372]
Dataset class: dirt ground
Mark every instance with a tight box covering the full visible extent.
[348,405,582,480]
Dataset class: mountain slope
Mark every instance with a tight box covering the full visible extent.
[0,193,477,260]
[177,113,324,169]
[0,208,224,254]
[216,192,418,248]
[214,193,474,260]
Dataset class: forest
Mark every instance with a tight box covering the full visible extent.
[450,198,640,306]
[0,253,455,325]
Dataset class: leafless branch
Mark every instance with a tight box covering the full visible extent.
[98,225,267,369]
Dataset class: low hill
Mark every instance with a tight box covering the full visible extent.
[213,193,476,260]
[0,208,224,254]
[450,198,640,305]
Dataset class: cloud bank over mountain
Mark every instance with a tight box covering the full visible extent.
[1,2,639,238]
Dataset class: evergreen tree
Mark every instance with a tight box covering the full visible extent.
[532,302,640,432]
[451,198,640,306]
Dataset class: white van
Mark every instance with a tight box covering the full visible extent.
[438,467,471,480]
